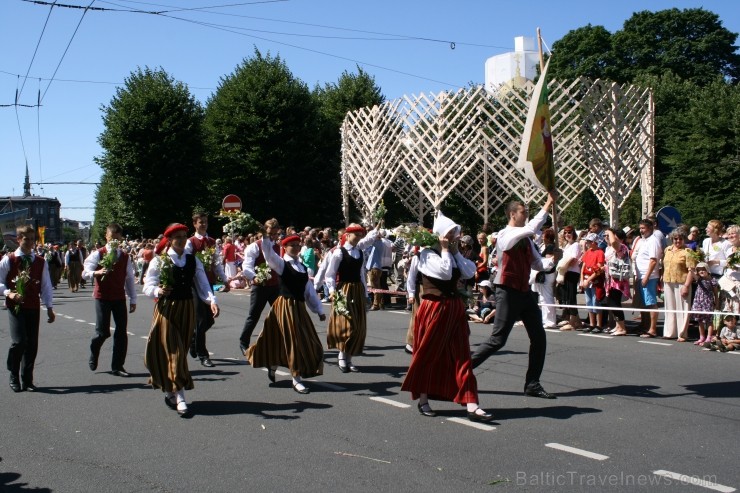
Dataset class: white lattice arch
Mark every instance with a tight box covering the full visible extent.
[341,78,654,228]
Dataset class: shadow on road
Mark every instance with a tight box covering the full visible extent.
[36,382,149,394]
[0,472,52,492]
[555,384,692,399]
[192,399,331,419]
[682,381,740,398]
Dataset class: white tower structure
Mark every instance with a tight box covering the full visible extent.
[484,36,540,94]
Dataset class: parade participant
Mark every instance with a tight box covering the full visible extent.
[186,212,229,367]
[77,240,89,289]
[246,229,326,394]
[324,223,380,372]
[471,191,557,399]
[401,211,493,422]
[404,248,420,354]
[48,245,63,289]
[238,219,282,354]
[83,223,137,377]
[0,226,55,392]
[65,241,84,292]
[143,224,219,417]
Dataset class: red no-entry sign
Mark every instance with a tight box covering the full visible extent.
[222,194,242,212]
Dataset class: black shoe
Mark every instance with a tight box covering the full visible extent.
[404,344,413,355]
[189,344,197,359]
[200,358,215,368]
[524,383,556,399]
[348,363,359,373]
[292,383,310,394]
[267,368,276,383]
[112,368,130,377]
[9,374,21,393]
[21,382,38,392]
[164,395,177,410]
[467,408,494,423]
[590,327,602,334]
[89,351,99,371]
[417,402,437,417]
[239,342,248,355]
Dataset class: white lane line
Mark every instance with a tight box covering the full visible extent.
[544,329,562,333]
[88,323,96,326]
[74,319,86,323]
[730,351,740,355]
[545,443,609,460]
[447,417,496,431]
[127,331,135,336]
[63,315,73,319]
[260,368,290,377]
[652,470,735,492]
[140,336,148,340]
[369,396,410,408]
[638,340,673,346]
[578,333,613,339]
[307,381,346,391]
[388,311,409,315]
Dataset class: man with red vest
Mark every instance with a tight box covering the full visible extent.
[0,225,55,392]
[186,212,228,367]
[239,218,282,354]
[470,191,557,399]
[84,223,137,377]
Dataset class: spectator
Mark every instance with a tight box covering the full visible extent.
[661,228,695,341]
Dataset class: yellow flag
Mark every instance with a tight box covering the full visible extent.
[38,226,46,245]
[517,59,555,191]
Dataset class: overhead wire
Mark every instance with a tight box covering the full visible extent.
[17,0,58,101]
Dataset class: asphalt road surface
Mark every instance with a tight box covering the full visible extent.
[0,285,738,492]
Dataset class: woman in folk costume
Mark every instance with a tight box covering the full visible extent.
[324,223,380,373]
[247,228,326,394]
[143,224,219,417]
[401,211,494,423]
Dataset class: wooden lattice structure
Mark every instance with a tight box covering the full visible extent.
[341,78,654,227]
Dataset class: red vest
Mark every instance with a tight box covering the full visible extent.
[255,240,280,287]
[5,253,45,310]
[189,235,217,284]
[92,248,129,301]
[498,238,534,292]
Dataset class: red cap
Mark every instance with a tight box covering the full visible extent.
[281,235,301,246]
[155,223,189,254]
[345,225,366,234]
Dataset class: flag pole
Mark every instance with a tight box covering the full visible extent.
[537,28,558,236]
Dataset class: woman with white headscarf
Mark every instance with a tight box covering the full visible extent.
[401,211,494,423]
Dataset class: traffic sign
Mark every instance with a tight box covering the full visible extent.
[222,194,242,212]
[656,206,682,235]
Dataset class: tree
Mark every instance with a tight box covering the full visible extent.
[204,49,320,226]
[91,170,127,242]
[549,25,614,81]
[95,67,205,237]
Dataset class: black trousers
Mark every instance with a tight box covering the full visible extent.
[90,299,128,371]
[192,298,215,358]
[239,284,279,346]
[7,308,41,384]
[471,285,547,388]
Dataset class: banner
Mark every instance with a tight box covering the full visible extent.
[38,226,46,245]
[517,58,555,191]
[0,209,29,249]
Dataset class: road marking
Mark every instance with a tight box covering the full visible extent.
[637,340,672,346]
[261,368,290,377]
[88,323,96,326]
[63,315,73,319]
[74,319,86,323]
[369,396,410,408]
[652,470,735,492]
[307,381,346,391]
[447,417,496,431]
[127,332,135,336]
[140,336,148,340]
[388,311,409,315]
[578,333,613,339]
[545,443,609,460]
[544,329,562,333]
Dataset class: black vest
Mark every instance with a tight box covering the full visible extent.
[338,246,362,284]
[166,254,196,300]
[279,259,308,302]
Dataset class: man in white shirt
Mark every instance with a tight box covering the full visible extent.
[636,219,662,338]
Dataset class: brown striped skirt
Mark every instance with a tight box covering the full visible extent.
[326,281,367,355]
[247,296,324,378]
[144,297,195,392]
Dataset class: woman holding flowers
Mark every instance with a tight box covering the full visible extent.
[401,211,494,423]
[143,223,219,417]
[719,225,740,316]
[702,220,729,279]
[246,227,325,394]
[324,223,380,373]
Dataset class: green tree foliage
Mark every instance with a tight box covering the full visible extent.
[204,49,321,226]
[549,25,614,81]
[313,66,385,224]
[95,67,205,237]
[91,171,127,242]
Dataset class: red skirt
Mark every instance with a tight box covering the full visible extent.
[401,296,478,404]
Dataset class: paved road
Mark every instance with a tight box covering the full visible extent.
[0,286,738,492]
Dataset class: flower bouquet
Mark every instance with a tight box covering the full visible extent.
[11,266,31,314]
[254,262,272,285]
[686,248,705,264]
[195,246,216,274]
[333,290,351,319]
[727,250,740,269]
[396,225,438,248]
[372,200,387,224]
[158,253,175,288]
[99,239,120,281]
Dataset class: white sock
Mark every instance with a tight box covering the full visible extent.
[338,351,346,366]
[176,389,186,404]
[466,403,479,412]
[292,377,306,391]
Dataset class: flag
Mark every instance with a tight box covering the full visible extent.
[38,226,46,245]
[517,58,555,191]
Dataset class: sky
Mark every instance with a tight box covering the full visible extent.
[1,0,738,223]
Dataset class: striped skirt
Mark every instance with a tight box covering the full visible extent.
[326,282,367,355]
[247,296,324,378]
[401,296,478,404]
[144,298,195,393]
